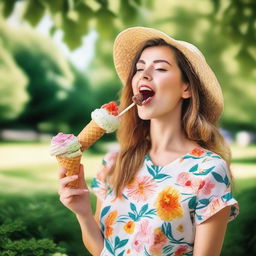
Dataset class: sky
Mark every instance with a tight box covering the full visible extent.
[7,1,97,70]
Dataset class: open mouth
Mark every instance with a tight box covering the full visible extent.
[139,87,155,105]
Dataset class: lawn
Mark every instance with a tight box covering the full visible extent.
[0,142,255,195]
[0,142,255,255]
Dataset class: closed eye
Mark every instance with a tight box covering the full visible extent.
[156,68,167,71]
[136,68,167,72]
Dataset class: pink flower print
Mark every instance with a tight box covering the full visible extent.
[201,197,225,218]
[177,172,191,186]
[127,176,157,202]
[176,172,200,193]
[198,178,215,195]
[132,219,153,253]
[95,185,108,200]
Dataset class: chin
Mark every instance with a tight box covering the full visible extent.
[137,110,156,120]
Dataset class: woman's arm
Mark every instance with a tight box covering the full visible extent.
[76,209,104,256]
[76,198,104,256]
[58,165,104,256]
[193,206,231,256]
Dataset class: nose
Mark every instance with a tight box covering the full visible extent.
[140,68,152,81]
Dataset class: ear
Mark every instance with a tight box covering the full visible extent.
[182,83,192,99]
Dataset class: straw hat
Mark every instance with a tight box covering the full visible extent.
[113,26,224,123]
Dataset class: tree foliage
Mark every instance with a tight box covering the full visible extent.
[0,0,254,71]
[212,0,256,74]
[0,19,75,131]
[0,40,28,122]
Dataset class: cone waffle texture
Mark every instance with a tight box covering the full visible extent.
[78,120,106,151]
[56,155,82,188]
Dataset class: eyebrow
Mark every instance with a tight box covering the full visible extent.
[137,59,172,66]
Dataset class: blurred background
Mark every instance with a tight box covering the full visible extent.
[0,0,255,255]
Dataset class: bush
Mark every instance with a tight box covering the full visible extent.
[222,187,256,255]
[0,193,94,256]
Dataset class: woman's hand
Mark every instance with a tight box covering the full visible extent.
[58,164,92,216]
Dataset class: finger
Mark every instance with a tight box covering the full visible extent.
[59,175,78,189]
[58,167,67,179]
[78,164,87,188]
[79,164,85,180]
[61,188,89,198]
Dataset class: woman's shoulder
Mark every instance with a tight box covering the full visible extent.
[191,147,229,177]
[189,147,224,161]
[102,150,119,167]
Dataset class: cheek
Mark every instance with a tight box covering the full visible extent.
[131,75,138,93]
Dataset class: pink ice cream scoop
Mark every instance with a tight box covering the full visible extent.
[50,132,82,158]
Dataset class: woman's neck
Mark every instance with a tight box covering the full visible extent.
[149,112,197,155]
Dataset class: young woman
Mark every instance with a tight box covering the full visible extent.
[58,27,239,256]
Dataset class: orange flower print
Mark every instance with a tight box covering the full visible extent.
[174,245,189,256]
[105,226,113,238]
[154,186,183,221]
[105,210,118,238]
[149,228,168,255]
[127,175,157,202]
[191,148,205,157]
[124,221,135,234]
[127,249,131,254]
[198,178,215,195]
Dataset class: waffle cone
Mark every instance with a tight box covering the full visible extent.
[56,155,82,188]
[77,120,106,151]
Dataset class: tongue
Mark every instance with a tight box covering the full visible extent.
[140,90,155,101]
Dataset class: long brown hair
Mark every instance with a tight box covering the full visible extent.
[107,38,232,197]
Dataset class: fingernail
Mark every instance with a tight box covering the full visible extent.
[72,175,78,179]
[83,189,89,192]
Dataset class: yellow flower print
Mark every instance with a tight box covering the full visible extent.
[124,221,135,234]
[177,224,184,232]
[154,186,183,221]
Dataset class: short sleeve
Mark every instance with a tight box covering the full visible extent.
[91,151,118,201]
[195,157,239,225]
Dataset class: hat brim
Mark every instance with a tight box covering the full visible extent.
[113,26,224,123]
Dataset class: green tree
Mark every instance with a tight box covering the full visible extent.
[0,0,254,71]
[0,42,28,122]
[0,19,75,131]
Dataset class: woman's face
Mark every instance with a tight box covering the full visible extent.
[131,46,191,120]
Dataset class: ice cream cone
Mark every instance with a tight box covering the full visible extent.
[56,155,82,188]
[77,120,106,151]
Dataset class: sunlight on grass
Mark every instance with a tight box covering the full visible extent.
[0,142,255,195]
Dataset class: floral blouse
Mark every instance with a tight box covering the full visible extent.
[91,147,239,256]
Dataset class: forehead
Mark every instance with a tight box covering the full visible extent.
[137,45,176,63]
